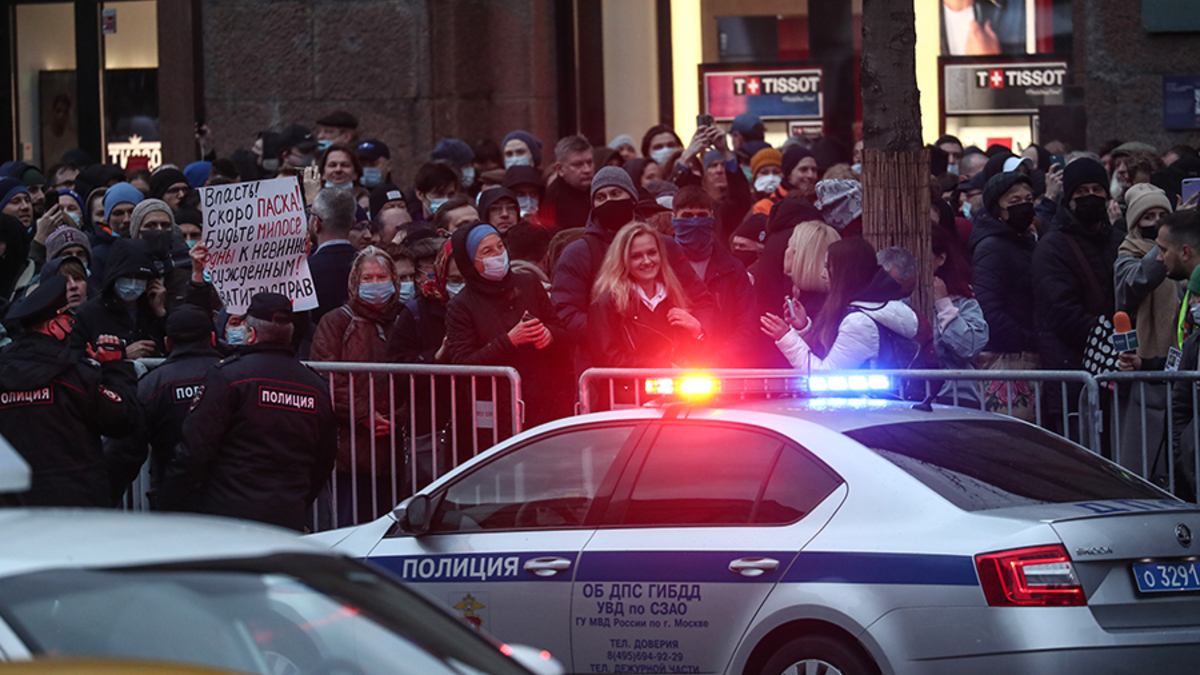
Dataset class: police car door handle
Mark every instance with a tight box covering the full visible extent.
[728,557,779,577]
[524,557,572,577]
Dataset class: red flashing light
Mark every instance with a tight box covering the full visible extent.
[499,644,514,657]
[975,544,1086,607]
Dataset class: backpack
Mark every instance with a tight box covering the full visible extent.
[851,306,941,400]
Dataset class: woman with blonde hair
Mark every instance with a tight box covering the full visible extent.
[783,221,841,320]
[588,222,706,367]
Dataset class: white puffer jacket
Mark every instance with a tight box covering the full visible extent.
[774,299,919,371]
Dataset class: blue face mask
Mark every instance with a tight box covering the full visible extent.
[225,325,247,345]
[324,180,353,191]
[428,197,449,215]
[672,217,715,261]
[358,281,396,306]
[962,202,972,219]
[317,139,334,152]
[461,167,476,187]
[361,167,383,187]
[398,281,417,304]
[446,282,466,297]
[113,277,147,302]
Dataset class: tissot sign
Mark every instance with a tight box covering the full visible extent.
[944,61,1069,114]
[703,67,824,121]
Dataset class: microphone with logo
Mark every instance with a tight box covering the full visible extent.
[1111,311,1140,354]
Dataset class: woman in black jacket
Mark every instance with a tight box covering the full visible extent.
[588,222,707,369]
[445,223,572,427]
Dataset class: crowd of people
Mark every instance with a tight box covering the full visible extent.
[4,106,1200,525]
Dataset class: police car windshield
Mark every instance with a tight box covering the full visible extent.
[0,553,531,675]
[845,420,1166,511]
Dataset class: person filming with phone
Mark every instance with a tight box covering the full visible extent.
[671,116,753,246]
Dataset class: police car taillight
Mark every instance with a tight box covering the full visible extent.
[975,545,1086,607]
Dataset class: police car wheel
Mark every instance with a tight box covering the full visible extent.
[761,635,878,675]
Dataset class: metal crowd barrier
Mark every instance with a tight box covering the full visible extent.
[578,368,1103,454]
[123,360,523,531]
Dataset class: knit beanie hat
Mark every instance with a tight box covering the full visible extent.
[1061,158,1110,204]
[0,177,28,211]
[103,182,144,221]
[465,224,501,259]
[183,161,210,188]
[702,149,724,168]
[608,134,635,152]
[57,189,85,214]
[750,148,783,178]
[502,130,543,167]
[983,172,1033,217]
[781,146,814,182]
[431,138,475,167]
[46,226,93,260]
[590,166,638,202]
[149,167,188,201]
[129,198,175,239]
[1124,183,1172,231]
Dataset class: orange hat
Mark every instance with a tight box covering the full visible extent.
[750,148,782,178]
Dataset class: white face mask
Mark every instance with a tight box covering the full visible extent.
[428,197,449,214]
[505,155,532,169]
[947,163,960,176]
[518,196,539,217]
[461,167,476,187]
[361,167,383,187]
[480,252,509,281]
[650,147,675,166]
[754,174,783,194]
[446,282,465,297]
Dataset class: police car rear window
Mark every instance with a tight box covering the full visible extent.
[845,420,1164,511]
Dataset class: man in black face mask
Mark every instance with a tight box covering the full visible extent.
[130,199,192,312]
[970,172,1039,361]
[550,166,712,381]
[1033,158,1124,371]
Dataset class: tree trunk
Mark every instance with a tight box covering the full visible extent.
[860,0,933,323]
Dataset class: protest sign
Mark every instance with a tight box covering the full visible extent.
[198,177,317,315]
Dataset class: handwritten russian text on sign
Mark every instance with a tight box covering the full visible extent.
[198,178,317,315]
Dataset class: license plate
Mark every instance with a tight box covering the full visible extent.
[1133,561,1200,593]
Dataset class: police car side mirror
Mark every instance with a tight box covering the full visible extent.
[400,494,432,536]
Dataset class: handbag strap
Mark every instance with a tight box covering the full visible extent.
[1061,232,1105,311]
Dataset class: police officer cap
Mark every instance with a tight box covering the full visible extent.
[166,304,214,342]
[247,292,294,324]
[5,275,67,325]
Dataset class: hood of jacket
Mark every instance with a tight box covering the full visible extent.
[101,238,157,291]
[848,298,920,339]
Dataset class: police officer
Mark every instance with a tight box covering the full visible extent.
[0,275,140,506]
[158,292,337,530]
[110,304,222,508]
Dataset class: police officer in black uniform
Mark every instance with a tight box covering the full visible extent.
[110,304,222,508]
[158,292,336,530]
[0,275,140,506]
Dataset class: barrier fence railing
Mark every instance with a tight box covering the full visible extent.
[578,368,1103,455]
[123,361,523,531]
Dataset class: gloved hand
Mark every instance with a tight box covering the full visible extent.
[87,334,125,363]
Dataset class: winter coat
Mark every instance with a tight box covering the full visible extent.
[308,241,358,326]
[311,287,404,474]
[774,299,919,371]
[550,214,713,373]
[543,178,591,232]
[693,247,758,367]
[157,343,337,531]
[588,289,707,369]
[1115,232,1181,360]
[72,239,167,356]
[447,229,573,427]
[934,296,989,369]
[1032,204,1123,369]
[0,333,139,506]
[968,210,1038,353]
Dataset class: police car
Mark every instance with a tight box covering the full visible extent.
[0,440,559,675]
[311,372,1200,675]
